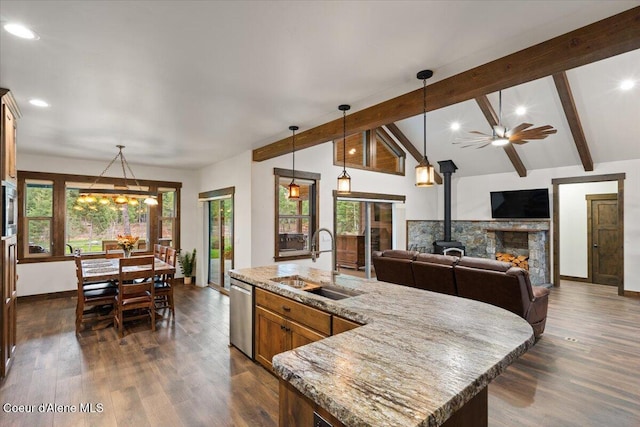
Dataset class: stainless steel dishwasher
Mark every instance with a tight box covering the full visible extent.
[229,278,254,358]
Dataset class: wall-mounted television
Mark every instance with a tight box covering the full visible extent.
[490,188,550,219]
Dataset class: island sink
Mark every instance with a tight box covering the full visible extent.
[305,285,363,300]
[274,275,364,300]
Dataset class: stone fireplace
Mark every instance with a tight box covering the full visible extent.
[407,220,550,285]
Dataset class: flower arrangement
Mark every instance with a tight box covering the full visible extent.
[116,234,139,251]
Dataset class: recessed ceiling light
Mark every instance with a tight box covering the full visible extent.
[348,148,356,155]
[620,79,635,91]
[29,99,49,107]
[450,122,461,131]
[3,23,40,40]
[515,106,527,115]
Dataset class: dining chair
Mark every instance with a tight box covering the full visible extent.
[153,243,162,259]
[114,256,156,338]
[106,248,125,258]
[74,255,117,333]
[159,245,168,261]
[155,247,176,317]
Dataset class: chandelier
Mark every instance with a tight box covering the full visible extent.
[75,145,158,208]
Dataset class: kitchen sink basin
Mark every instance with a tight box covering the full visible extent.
[274,276,364,300]
[305,285,364,300]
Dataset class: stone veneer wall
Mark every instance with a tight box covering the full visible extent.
[407,220,550,285]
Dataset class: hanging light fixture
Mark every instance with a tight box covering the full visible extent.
[76,145,158,206]
[337,104,351,194]
[287,125,301,199]
[415,69,436,187]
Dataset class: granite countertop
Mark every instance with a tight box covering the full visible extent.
[229,264,534,427]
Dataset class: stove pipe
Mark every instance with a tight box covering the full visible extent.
[438,160,458,241]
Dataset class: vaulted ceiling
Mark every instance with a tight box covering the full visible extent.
[1,1,638,177]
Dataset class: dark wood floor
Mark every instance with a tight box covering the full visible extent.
[1,281,638,426]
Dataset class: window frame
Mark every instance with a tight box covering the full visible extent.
[333,127,405,176]
[17,170,182,263]
[273,167,320,262]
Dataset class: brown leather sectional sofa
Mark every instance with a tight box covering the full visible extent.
[372,250,550,338]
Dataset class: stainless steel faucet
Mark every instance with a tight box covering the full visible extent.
[310,228,339,283]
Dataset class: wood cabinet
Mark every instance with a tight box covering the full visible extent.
[1,236,17,378]
[1,89,19,185]
[1,89,19,380]
[333,316,361,335]
[337,234,365,269]
[255,288,329,371]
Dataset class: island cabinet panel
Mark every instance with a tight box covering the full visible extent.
[279,380,344,427]
[255,288,329,371]
[332,316,361,335]
[255,306,288,371]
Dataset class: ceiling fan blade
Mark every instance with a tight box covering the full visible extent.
[507,123,533,137]
[511,140,529,145]
[476,142,493,149]
[517,125,558,140]
[469,130,492,137]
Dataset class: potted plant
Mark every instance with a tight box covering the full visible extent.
[179,248,197,284]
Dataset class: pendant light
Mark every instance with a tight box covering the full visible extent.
[337,104,351,194]
[287,125,300,199]
[415,70,436,187]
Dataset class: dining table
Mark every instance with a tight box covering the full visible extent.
[81,256,176,283]
[80,256,176,330]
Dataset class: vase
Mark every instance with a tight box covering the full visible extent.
[123,248,131,258]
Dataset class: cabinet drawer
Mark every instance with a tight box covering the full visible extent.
[256,288,331,336]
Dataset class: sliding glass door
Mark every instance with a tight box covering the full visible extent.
[335,193,401,278]
[208,196,234,292]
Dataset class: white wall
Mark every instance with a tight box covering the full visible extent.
[558,181,617,278]
[250,142,437,270]
[16,153,199,296]
[450,158,639,292]
[195,150,253,286]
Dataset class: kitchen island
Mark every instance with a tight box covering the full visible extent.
[229,264,534,427]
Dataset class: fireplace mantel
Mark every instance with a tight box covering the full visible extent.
[486,227,549,232]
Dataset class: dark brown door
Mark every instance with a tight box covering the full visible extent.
[589,195,622,286]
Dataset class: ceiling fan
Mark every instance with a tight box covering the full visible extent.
[455,91,557,149]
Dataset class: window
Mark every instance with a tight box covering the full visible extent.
[159,188,177,248]
[333,127,405,175]
[25,180,53,256]
[274,168,320,261]
[18,171,181,261]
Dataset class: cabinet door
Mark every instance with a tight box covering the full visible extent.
[289,318,326,350]
[1,236,17,378]
[255,306,287,371]
[3,105,17,183]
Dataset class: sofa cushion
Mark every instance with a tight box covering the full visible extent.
[412,254,458,295]
[457,256,512,272]
[381,250,419,260]
[373,251,417,287]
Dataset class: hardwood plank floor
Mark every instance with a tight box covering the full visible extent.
[1,281,638,426]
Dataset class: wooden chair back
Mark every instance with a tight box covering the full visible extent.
[115,255,156,337]
[106,249,124,258]
[158,245,168,262]
[165,247,177,267]
[153,244,162,259]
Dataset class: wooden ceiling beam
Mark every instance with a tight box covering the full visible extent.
[384,123,443,184]
[474,96,527,177]
[253,7,640,162]
[552,72,594,171]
